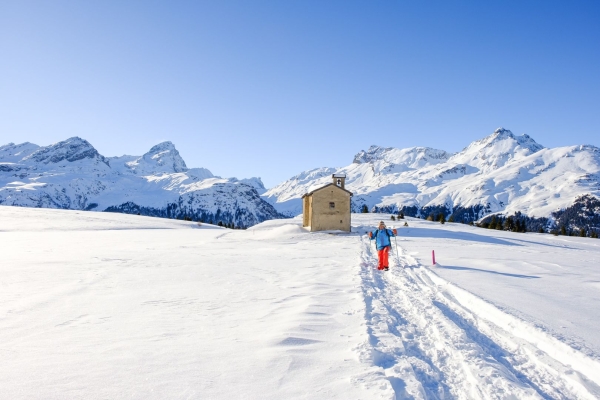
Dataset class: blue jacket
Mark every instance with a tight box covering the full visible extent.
[369,228,396,250]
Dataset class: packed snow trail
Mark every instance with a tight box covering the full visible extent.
[358,233,600,399]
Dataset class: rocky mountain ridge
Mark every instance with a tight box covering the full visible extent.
[0,137,280,228]
[263,128,600,233]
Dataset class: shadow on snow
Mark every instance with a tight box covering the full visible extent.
[437,264,541,279]
[399,227,521,247]
[433,300,555,399]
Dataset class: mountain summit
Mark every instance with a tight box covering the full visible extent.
[263,128,600,232]
[353,145,451,168]
[449,128,545,173]
[125,141,188,174]
[0,138,280,228]
[23,137,108,165]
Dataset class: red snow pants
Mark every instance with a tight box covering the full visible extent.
[377,247,390,270]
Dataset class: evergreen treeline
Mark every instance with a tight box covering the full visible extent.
[355,194,600,238]
[370,203,489,224]
[104,200,281,229]
[551,195,600,237]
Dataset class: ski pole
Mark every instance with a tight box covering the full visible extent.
[393,231,402,266]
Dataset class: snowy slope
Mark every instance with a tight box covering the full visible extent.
[0,207,378,399]
[0,137,280,227]
[264,128,600,231]
[354,213,600,399]
[2,206,600,399]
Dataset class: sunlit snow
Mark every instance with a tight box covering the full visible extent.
[2,206,600,398]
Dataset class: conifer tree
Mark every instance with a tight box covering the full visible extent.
[361,204,369,213]
[560,226,567,235]
[448,214,455,223]
[489,216,497,229]
[538,227,545,233]
[391,215,396,221]
[580,228,586,237]
[439,214,446,224]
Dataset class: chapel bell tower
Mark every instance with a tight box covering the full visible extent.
[332,174,346,190]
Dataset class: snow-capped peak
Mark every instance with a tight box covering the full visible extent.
[0,136,282,228]
[0,142,40,163]
[353,145,390,164]
[450,128,545,173]
[23,137,108,165]
[354,145,450,164]
[494,126,512,136]
[126,141,188,174]
[238,177,266,193]
[263,127,600,224]
[148,141,178,154]
[352,145,451,175]
[471,128,544,153]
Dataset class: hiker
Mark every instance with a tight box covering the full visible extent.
[369,221,397,271]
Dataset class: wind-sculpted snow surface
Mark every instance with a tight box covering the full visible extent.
[0,207,379,399]
[264,128,600,231]
[0,137,280,228]
[2,208,600,399]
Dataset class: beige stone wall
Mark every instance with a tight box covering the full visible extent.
[302,196,310,227]
[309,187,351,232]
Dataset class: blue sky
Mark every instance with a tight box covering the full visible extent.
[1,1,599,187]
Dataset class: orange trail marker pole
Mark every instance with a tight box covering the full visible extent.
[432,250,436,265]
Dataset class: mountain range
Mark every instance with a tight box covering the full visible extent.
[263,128,600,233]
[0,138,280,228]
[2,128,599,232]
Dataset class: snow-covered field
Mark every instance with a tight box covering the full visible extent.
[2,206,600,399]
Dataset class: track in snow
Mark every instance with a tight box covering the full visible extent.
[358,235,600,399]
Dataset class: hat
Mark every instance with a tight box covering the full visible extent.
[379,221,385,226]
